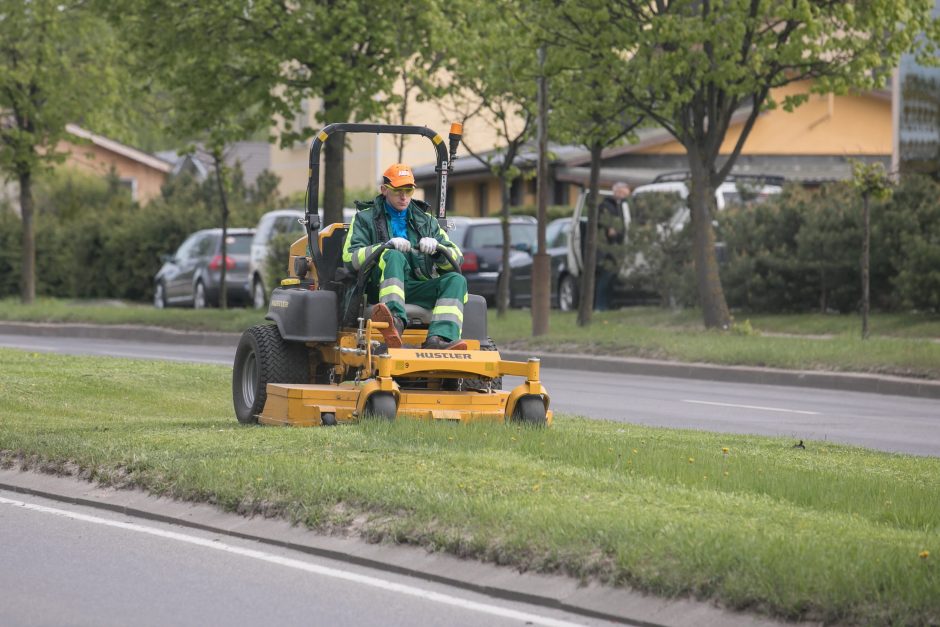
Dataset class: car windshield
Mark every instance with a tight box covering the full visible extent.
[467,223,537,250]
[225,234,253,255]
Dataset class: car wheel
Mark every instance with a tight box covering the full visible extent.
[558,274,578,312]
[153,282,167,309]
[252,278,267,309]
[232,324,310,424]
[194,281,208,309]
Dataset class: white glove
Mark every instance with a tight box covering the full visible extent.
[389,237,411,253]
[418,237,439,254]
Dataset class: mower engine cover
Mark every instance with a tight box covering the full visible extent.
[266,287,338,342]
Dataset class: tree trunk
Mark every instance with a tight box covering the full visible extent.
[323,130,346,226]
[497,178,511,316]
[18,169,35,305]
[577,142,603,327]
[861,192,871,340]
[688,163,731,329]
[322,92,346,226]
[213,151,230,310]
[531,44,550,337]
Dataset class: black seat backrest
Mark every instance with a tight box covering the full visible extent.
[317,226,349,287]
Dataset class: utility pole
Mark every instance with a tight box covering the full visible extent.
[532,44,551,336]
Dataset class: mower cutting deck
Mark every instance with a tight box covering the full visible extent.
[231,123,551,427]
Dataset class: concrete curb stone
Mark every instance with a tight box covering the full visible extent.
[2,321,938,399]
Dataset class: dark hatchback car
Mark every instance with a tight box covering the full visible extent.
[154,228,255,308]
[447,216,569,308]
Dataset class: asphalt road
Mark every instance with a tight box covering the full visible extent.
[0,490,611,627]
[2,333,939,456]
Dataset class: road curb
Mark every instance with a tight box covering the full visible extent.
[0,467,800,627]
[2,321,939,400]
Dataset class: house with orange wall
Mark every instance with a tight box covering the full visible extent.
[59,124,173,203]
[414,80,894,217]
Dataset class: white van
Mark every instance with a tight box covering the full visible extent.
[562,174,782,310]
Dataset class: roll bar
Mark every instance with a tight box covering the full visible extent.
[305,123,463,279]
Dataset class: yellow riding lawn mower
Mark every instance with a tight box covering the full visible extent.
[231,123,551,427]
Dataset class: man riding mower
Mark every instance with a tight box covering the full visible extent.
[231,123,551,427]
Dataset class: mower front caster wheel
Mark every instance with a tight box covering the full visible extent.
[364,392,397,421]
[511,395,547,427]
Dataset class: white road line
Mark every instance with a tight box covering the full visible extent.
[683,399,820,415]
[0,495,585,627]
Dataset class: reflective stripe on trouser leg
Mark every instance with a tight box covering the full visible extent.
[427,273,468,341]
[377,249,407,323]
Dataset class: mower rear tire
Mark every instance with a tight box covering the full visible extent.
[511,395,547,427]
[460,337,502,391]
[364,392,397,421]
[233,324,309,424]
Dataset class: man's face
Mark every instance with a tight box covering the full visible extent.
[381,184,415,211]
[614,185,631,200]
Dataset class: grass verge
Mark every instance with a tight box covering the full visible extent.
[2,298,939,379]
[1,348,938,625]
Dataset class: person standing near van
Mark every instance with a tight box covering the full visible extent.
[594,182,629,311]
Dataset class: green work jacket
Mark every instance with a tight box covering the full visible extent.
[342,196,463,280]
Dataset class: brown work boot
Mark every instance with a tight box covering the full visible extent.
[372,303,404,348]
[421,335,468,351]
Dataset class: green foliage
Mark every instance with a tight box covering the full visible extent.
[621,191,697,307]
[0,2,125,177]
[719,176,940,313]
[264,232,299,297]
[851,160,893,201]
[0,169,279,301]
[554,0,940,328]
[877,175,940,311]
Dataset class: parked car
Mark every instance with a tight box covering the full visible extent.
[154,228,255,309]
[249,209,305,308]
[447,216,568,308]
[249,207,358,308]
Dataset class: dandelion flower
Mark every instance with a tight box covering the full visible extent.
[632,449,638,454]
[722,447,729,454]
[920,550,930,559]
[688,457,694,463]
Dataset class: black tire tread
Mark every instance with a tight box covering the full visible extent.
[232,324,308,424]
[511,395,547,426]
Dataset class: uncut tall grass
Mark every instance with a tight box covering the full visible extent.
[1,349,938,625]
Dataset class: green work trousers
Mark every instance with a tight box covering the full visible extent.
[367,249,468,341]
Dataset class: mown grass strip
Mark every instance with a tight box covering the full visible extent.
[3,299,938,379]
[1,348,937,625]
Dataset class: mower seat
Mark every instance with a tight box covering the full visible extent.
[364,303,433,328]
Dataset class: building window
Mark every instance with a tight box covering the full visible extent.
[477,182,488,216]
[119,177,138,201]
[509,178,523,206]
[553,180,568,206]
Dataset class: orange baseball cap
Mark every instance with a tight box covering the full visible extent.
[382,163,415,188]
